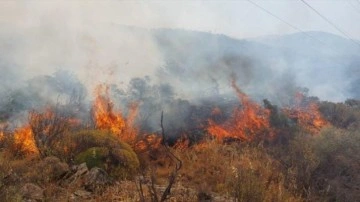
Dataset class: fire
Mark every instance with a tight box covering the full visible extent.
[174,135,191,150]
[29,108,59,135]
[13,125,38,155]
[93,84,138,144]
[283,92,328,134]
[0,130,4,143]
[0,122,7,143]
[134,134,162,153]
[207,80,273,142]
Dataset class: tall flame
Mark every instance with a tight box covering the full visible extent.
[93,84,137,143]
[13,125,38,155]
[0,130,4,143]
[207,80,273,142]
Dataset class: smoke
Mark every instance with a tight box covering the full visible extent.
[0,1,164,91]
[0,1,359,135]
[0,2,166,128]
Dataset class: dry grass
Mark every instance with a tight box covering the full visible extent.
[170,140,302,202]
[1,125,360,201]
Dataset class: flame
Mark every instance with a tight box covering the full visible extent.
[28,107,77,139]
[13,125,38,155]
[93,84,138,143]
[134,134,162,153]
[207,80,273,142]
[0,122,7,143]
[283,93,328,134]
[93,84,126,134]
[0,130,4,143]
[174,135,191,150]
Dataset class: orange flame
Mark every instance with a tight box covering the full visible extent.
[207,80,273,142]
[174,135,191,151]
[283,92,328,134]
[93,84,138,144]
[13,125,38,155]
[134,134,162,153]
[0,130,4,143]
[0,122,7,143]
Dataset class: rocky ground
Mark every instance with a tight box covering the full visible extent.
[1,156,233,202]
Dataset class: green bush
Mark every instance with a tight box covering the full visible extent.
[67,130,127,155]
[75,147,110,169]
[70,130,140,179]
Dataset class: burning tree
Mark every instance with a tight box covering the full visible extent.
[29,107,71,157]
[283,92,328,134]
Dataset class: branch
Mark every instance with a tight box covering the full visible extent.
[159,111,182,201]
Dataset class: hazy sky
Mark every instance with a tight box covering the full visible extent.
[0,0,359,103]
[1,0,359,40]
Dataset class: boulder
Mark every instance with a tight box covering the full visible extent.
[61,163,111,192]
[38,156,69,181]
[62,163,89,185]
[20,183,44,201]
[73,189,92,199]
[83,167,112,192]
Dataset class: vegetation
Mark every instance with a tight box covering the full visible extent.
[1,98,360,201]
[70,130,140,179]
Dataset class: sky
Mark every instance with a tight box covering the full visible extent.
[1,0,359,40]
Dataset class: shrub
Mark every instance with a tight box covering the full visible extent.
[279,132,320,198]
[319,101,360,129]
[275,127,360,201]
[66,130,128,155]
[232,168,265,202]
[175,141,300,201]
[29,108,71,157]
[75,147,110,169]
[71,130,140,179]
[310,127,360,201]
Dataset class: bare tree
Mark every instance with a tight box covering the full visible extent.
[29,105,70,157]
[136,111,182,202]
[159,111,182,202]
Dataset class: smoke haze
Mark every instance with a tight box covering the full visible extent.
[0,1,359,131]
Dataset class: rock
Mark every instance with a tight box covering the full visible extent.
[60,163,112,192]
[61,163,89,186]
[73,189,92,199]
[39,156,69,180]
[73,163,89,177]
[83,167,112,192]
[20,183,44,201]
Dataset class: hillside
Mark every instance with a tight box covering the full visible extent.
[151,28,360,102]
[0,26,360,202]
